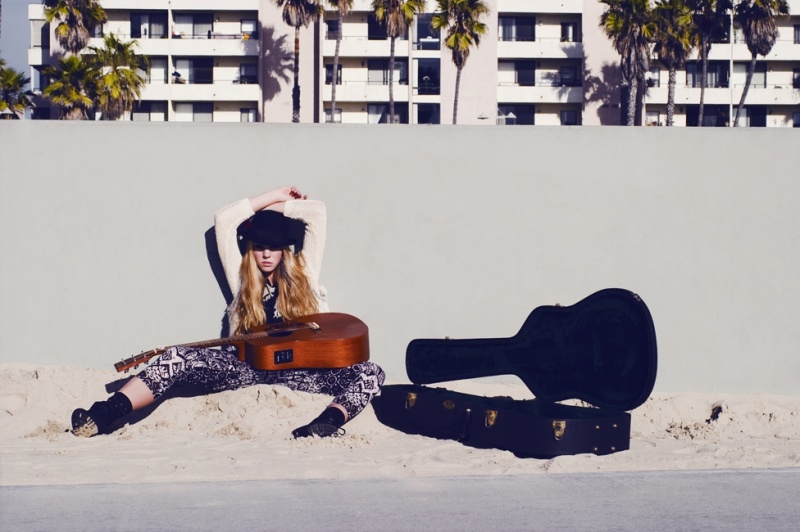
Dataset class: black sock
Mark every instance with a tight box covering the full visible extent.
[292,407,346,438]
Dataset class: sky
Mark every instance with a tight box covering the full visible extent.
[1,0,31,74]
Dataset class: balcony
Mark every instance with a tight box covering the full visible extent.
[498,81,583,104]
[322,81,410,102]
[141,79,260,102]
[731,84,800,105]
[28,46,49,66]
[322,36,410,58]
[87,33,259,57]
[498,38,584,60]
[100,0,257,9]
[497,0,583,14]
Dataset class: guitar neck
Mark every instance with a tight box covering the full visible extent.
[114,321,315,373]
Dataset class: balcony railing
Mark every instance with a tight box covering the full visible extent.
[499,75,581,87]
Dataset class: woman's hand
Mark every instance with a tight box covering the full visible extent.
[249,186,307,213]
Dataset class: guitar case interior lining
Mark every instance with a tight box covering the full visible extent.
[372,288,657,459]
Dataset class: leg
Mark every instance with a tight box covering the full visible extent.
[261,361,385,437]
[72,346,258,437]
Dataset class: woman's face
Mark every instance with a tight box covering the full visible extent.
[251,244,283,277]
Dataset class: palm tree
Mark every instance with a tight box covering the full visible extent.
[88,33,148,120]
[599,0,656,126]
[0,65,34,119]
[275,0,325,123]
[372,0,427,123]
[326,0,354,123]
[42,55,98,119]
[653,0,694,126]
[432,0,489,124]
[688,0,732,126]
[43,0,108,55]
[732,0,789,126]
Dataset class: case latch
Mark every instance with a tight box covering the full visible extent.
[553,420,567,440]
[405,392,417,409]
[485,410,498,427]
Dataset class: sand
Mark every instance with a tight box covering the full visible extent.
[1,363,798,487]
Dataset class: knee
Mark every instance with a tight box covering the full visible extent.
[360,361,385,385]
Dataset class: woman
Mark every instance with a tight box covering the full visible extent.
[71,186,384,438]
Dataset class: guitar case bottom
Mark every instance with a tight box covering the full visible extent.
[373,384,631,459]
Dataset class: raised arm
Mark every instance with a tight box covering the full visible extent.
[214,186,309,296]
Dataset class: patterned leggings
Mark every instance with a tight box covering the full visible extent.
[137,346,385,420]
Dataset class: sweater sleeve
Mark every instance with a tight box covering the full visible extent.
[284,199,330,312]
[214,198,256,297]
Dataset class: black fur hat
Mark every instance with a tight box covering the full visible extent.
[237,210,306,254]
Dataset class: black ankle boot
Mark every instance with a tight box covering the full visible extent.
[72,392,133,437]
[292,407,347,439]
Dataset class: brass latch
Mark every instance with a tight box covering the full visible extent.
[485,410,498,427]
[405,392,417,409]
[553,420,567,440]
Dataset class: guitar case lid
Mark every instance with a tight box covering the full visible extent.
[405,288,657,412]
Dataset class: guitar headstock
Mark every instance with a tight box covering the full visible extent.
[114,349,161,373]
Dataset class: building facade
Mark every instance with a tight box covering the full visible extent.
[28,0,800,126]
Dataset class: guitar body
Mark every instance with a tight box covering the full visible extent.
[406,288,657,411]
[241,313,370,371]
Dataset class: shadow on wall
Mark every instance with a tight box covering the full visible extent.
[260,24,293,102]
[205,227,233,338]
[584,55,622,126]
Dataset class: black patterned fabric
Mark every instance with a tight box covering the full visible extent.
[137,346,384,419]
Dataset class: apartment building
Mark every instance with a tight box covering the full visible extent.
[28,0,800,126]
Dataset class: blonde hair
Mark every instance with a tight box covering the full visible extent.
[229,242,318,335]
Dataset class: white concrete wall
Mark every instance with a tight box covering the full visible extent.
[1,122,798,397]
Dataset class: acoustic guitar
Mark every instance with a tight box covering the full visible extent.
[114,312,369,373]
[406,288,657,412]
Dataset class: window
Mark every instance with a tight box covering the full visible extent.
[31,20,50,48]
[148,58,167,84]
[131,102,167,121]
[560,110,579,126]
[686,62,729,88]
[739,106,766,127]
[368,15,405,40]
[131,12,167,39]
[794,69,800,89]
[325,20,339,40]
[325,64,342,85]
[241,19,258,39]
[793,112,800,127]
[751,62,766,88]
[368,103,408,123]
[239,63,257,84]
[416,103,440,124]
[241,108,257,122]
[417,59,440,95]
[174,58,213,84]
[561,22,578,43]
[646,111,661,126]
[193,102,213,122]
[173,13,213,38]
[325,108,342,123]
[416,14,440,50]
[794,25,800,44]
[368,59,408,85]
[647,66,660,88]
[516,61,536,86]
[498,104,535,125]
[560,66,580,87]
[498,16,535,42]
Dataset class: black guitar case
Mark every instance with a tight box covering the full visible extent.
[372,288,657,458]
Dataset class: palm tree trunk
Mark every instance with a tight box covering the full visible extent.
[292,26,301,123]
[635,74,645,126]
[698,39,709,127]
[452,66,462,125]
[626,78,636,126]
[733,54,757,127]
[330,10,343,123]
[388,36,396,123]
[667,68,676,126]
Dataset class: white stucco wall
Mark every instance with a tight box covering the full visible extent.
[1,122,798,396]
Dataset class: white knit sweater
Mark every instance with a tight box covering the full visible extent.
[213,198,330,321]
